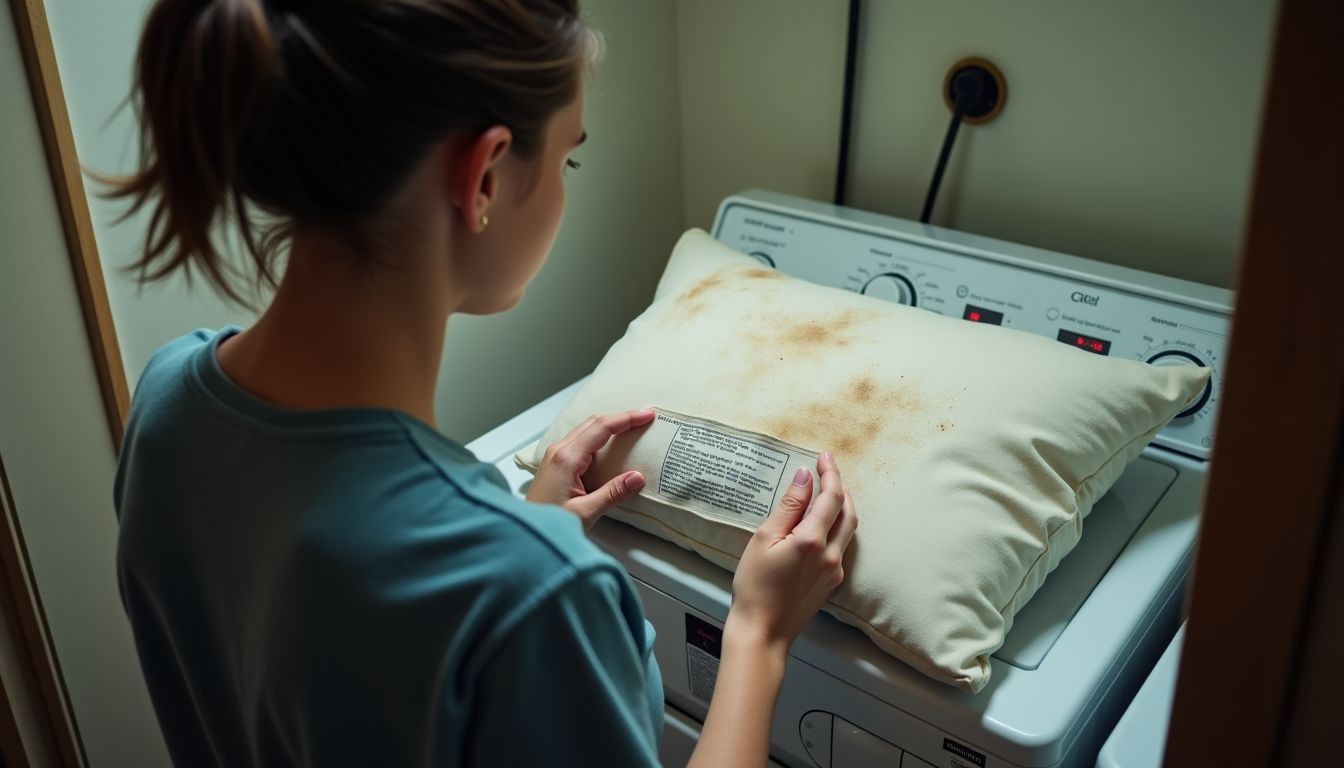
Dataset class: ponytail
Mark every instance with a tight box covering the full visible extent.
[110,0,283,304]
[106,0,598,304]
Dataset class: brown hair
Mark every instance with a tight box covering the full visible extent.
[107,0,598,304]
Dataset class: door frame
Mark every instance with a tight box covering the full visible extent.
[0,452,83,767]
[8,0,128,448]
[1163,0,1344,764]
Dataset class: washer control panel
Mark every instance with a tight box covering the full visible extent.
[801,710,937,767]
[714,195,1232,459]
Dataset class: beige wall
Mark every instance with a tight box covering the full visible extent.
[847,0,1274,289]
[44,0,259,393]
[672,1,1274,289]
[675,0,849,229]
[0,6,171,766]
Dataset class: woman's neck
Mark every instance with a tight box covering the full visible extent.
[216,232,458,426]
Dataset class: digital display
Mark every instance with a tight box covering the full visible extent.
[962,304,1004,325]
[1057,329,1112,355]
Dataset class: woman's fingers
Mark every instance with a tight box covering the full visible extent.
[568,408,656,457]
[759,467,814,539]
[797,452,844,542]
[566,470,647,526]
[829,490,858,550]
[557,415,600,444]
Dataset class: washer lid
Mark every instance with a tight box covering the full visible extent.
[995,457,1178,669]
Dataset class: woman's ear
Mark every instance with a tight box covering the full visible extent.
[451,126,513,233]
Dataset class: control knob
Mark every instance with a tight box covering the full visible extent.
[1146,349,1212,417]
[861,273,917,306]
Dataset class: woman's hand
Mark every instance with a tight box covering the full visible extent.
[688,451,857,768]
[727,451,858,651]
[525,408,657,529]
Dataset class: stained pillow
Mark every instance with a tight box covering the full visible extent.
[515,229,1209,692]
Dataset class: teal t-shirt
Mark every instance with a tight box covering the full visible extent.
[114,328,663,766]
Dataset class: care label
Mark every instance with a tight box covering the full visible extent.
[685,613,722,702]
[644,409,817,529]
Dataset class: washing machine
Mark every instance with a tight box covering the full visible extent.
[1095,625,1186,768]
[466,191,1231,768]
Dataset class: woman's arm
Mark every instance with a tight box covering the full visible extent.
[689,453,858,768]
[526,413,858,766]
[687,622,788,767]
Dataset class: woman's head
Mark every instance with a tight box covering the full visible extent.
[112,0,599,308]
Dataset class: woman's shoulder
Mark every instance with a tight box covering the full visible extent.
[389,417,614,577]
[262,413,613,599]
[136,327,223,392]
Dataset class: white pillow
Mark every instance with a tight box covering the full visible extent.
[516,229,1209,692]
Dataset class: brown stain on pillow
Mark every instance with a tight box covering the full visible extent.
[752,373,934,463]
[672,269,948,462]
[738,267,787,281]
[673,270,764,320]
[852,375,877,402]
[679,266,787,302]
[673,275,722,320]
[671,266,800,323]
[772,308,878,350]
[679,272,728,304]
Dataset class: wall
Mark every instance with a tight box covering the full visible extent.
[847,0,1275,289]
[43,0,258,394]
[0,5,171,765]
[675,0,849,230]
[671,1,1274,289]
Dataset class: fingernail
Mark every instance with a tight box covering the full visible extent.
[792,467,809,486]
[821,451,834,463]
[640,406,656,413]
[625,473,646,492]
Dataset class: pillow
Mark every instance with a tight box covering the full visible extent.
[515,229,1209,692]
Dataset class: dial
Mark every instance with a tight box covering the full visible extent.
[748,251,776,268]
[1146,349,1213,417]
[860,273,917,306]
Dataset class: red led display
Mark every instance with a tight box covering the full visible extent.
[962,304,1004,325]
[1056,329,1111,355]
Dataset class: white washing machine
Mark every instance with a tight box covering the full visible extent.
[466,191,1231,768]
[1095,626,1186,768]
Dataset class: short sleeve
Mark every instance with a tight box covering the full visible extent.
[462,566,661,767]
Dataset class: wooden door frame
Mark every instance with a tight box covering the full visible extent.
[1163,0,1344,764]
[5,0,124,765]
[8,0,129,448]
[0,452,83,767]
[0,676,30,768]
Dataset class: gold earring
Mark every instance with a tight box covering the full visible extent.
[478,214,489,231]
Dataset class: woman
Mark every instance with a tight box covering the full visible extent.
[111,1,858,765]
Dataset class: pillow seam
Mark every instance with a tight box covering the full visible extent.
[993,422,1167,616]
